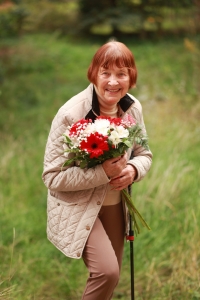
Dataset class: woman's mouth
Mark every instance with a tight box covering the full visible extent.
[106,89,120,93]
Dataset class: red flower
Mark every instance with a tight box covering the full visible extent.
[69,119,91,136]
[110,117,123,126]
[97,116,122,126]
[80,132,109,158]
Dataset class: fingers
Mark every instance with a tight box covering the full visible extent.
[109,165,137,190]
[109,173,128,190]
[102,154,127,179]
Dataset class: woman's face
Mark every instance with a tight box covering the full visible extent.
[95,65,130,109]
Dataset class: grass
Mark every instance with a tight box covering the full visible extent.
[0,33,200,299]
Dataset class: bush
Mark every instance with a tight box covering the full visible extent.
[0,1,28,38]
[24,1,78,35]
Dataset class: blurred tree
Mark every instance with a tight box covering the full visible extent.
[0,0,29,37]
[78,0,196,37]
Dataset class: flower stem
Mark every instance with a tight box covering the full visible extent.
[122,189,151,235]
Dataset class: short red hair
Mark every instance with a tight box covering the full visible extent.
[87,41,137,89]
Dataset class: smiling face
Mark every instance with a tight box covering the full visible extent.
[95,65,130,110]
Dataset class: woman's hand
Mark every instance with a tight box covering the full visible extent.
[109,164,137,191]
[102,153,128,179]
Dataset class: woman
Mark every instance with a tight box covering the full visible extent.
[42,41,152,299]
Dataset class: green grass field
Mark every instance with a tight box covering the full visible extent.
[0,34,199,300]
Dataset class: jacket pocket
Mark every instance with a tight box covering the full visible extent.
[49,189,95,205]
[47,194,88,237]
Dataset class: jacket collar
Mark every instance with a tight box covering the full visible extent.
[85,86,135,121]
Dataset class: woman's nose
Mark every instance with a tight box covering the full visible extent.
[108,74,118,85]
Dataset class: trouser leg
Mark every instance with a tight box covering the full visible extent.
[81,202,125,300]
[98,202,125,271]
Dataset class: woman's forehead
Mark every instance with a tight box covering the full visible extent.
[99,65,128,71]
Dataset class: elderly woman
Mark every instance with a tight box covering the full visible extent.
[42,41,152,300]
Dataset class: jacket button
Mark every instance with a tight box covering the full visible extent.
[57,203,60,206]
[77,252,80,257]
[86,225,90,230]
[97,201,101,205]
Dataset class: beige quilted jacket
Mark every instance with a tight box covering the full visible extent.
[42,84,152,259]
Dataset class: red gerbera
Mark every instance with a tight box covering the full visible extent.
[80,132,109,158]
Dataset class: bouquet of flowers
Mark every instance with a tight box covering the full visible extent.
[62,115,150,234]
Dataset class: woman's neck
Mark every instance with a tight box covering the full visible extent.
[100,105,119,118]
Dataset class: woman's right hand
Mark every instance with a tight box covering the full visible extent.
[102,153,128,179]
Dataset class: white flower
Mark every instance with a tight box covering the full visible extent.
[82,123,96,135]
[108,125,129,146]
[93,119,110,136]
[116,125,129,138]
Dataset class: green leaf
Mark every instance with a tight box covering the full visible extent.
[80,160,88,168]
[123,140,132,147]
[61,157,75,168]
[63,134,73,145]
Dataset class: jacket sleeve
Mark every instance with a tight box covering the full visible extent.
[127,145,152,182]
[42,110,110,192]
[126,98,153,182]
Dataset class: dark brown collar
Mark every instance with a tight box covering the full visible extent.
[85,86,135,121]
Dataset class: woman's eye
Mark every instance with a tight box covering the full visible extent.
[100,72,110,77]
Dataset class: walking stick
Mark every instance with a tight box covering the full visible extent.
[126,149,135,300]
[127,189,135,300]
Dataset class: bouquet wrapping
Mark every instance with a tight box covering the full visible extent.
[62,115,150,234]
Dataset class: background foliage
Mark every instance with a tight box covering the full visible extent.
[0,1,200,299]
[0,0,199,38]
[78,0,198,37]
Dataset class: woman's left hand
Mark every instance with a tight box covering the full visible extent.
[109,165,137,191]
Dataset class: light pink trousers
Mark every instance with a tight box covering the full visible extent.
[81,201,125,300]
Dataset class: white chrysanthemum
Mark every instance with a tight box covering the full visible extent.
[116,125,129,138]
[93,119,110,136]
[82,123,96,135]
[108,125,129,146]
[108,131,122,146]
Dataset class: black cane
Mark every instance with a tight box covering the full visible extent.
[127,150,135,300]
[127,188,135,300]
